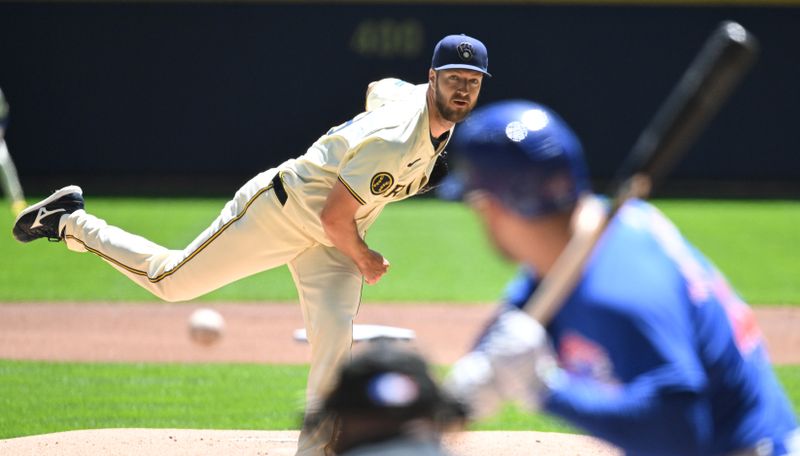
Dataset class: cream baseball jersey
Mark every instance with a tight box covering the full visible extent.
[279,78,450,246]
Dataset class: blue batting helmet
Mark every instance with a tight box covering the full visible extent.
[449,100,590,217]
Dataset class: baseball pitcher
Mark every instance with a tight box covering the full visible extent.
[12,34,490,456]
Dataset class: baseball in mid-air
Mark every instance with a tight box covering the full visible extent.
[188,307,224,345]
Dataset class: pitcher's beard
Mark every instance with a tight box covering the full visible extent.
[434,84,474,123]
[435,96,473,123]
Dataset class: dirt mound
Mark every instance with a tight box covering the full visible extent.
[0,428,621,456]
[0,303,796,365]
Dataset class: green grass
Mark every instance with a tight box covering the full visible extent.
[1,198,302,302]
[0,360,308,439]
[1,197,513,302]
[1,198,798,304]
[654,200,800,305]
[1,360,797,439]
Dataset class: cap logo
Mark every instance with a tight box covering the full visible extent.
[457,42,474,62]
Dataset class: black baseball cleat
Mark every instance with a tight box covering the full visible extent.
[12,185,84,243]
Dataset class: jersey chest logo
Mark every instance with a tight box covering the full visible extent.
[370,172,395,195]
[559,331,617,384]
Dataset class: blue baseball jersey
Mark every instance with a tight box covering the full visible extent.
[501,266,538,310]
[509,200,797,455]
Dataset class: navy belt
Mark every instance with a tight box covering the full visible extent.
[272,174,288,206]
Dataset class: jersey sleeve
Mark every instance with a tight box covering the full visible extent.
[502,267,538,310]
[365,78,416,111]
[337,139,406,206]
[543,291,711,453]
[543,377,713,454]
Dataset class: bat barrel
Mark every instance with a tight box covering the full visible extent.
[523,21,759,327]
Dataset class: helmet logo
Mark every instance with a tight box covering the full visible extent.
[370,172,395,195]
[457,42,474,62]
[505,121,528,142]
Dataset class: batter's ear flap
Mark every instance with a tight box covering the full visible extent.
[464,190,492,214]
[469,191,513,222]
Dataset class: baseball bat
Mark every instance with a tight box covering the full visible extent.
[527,21,759,325]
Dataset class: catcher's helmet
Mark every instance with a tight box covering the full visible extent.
[450,100,590,217]
[322,339,458,421]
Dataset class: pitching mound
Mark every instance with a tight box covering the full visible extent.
[0,428,621,455]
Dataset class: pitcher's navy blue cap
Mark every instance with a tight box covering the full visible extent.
[432,34,491,77]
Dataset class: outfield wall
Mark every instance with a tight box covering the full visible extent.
[0,2,797,196]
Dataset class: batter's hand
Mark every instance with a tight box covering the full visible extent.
[445,309,563,418]
[444,350,503,419]
[358,249,390,285]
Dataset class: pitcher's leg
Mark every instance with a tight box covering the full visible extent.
[61,171,311,302]
[289,244,363,456]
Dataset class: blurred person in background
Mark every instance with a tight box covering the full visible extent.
[0,87,27,215]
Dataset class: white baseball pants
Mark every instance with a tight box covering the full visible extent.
[60,169,363,456]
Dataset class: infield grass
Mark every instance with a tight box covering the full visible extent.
[1,360,797,440]
[1,198,799,304]
[0,360,305,439]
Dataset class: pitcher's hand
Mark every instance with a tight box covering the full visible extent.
[358,249,390,285]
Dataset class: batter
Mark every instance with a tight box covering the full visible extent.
[12,34,491,456]
[445,100,799,455]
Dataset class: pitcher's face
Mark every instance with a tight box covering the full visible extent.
[430,69,483,123]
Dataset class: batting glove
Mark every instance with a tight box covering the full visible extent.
[444,309,563,419]
[444,350,503,419]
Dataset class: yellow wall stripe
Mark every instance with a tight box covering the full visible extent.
[10,0,799,6]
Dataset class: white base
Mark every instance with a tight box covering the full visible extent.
[293,324,416,343]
